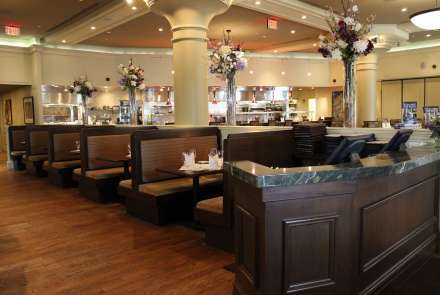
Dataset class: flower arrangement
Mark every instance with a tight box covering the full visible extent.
[209,30,247,80]
[118,59,146,90]
[318,0,375,62]
[69,76,96,98]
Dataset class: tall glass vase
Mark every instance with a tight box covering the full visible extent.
[343,58,357,128]
[81,95,89,125]
[226,74,237,126]
[128,87,137,125]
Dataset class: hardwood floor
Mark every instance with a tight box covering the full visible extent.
[0,153,234,295]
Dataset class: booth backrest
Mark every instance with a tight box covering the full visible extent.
[132,128,221,187]
[222,129,296,227]
[48,126,82,163]
[25,125,50,156]
[80,126,156,174]
[8,126,26,152]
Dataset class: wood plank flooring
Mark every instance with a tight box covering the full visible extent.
[0,154,234,295]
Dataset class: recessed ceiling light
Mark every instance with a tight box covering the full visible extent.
[307,72,312,76]
[61,40,66,43]
[281,71,286,75]
[106,31,111,34]
[273,49,278,53]
[301,15,307,20]
[249,70,254,75]
[171,70,175,75]
[290,30,296,34]
[158,28,164,32]
[255,1,261,5]
[313,43,317,47]
[262,35,267,39]
[298,88,303,91]
[131,6,137,10]
[401,8,408,12]
[426,34,432,37]
[91,26,96,30]
[126,0,133,4]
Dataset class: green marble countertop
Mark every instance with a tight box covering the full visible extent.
[225,142,440,188]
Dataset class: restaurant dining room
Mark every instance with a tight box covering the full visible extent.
[1,0,440,294]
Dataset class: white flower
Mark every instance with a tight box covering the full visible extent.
[138,83,146,90]
[219,45,232,56]
[354,23,362,31]
[336,40,348,49]
[354,39,369,53]
[319,34,326,41]
[85,81,93,90]
[344,17,355,26]
[331,48,342,60]
[352,5,359,12]
[74,86,81,93]
[130,81,137,87]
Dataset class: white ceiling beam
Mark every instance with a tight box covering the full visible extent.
[233,0,329,31]
[43,1,151,45]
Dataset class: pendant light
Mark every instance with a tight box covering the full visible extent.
[410,0,440,30]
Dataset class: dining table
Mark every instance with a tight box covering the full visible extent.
[96,155,132,178]
[156,165,223,207]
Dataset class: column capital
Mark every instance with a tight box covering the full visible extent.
[146,0,231,29]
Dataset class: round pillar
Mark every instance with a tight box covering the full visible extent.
[356,53,378,127]
[148,0,231,125]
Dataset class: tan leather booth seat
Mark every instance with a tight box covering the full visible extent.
[138,174,222,197]
[28,154,48,162]
[85,167,129,180]
[196,197,223,215]
[51,160,81,169]
[11,151,26,156]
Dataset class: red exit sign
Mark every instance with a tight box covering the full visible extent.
[5,25,21,36]
[267,17,278,30]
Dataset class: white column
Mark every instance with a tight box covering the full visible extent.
[30,45,44,124]
[356,53,378,127]
[147,0,231,126]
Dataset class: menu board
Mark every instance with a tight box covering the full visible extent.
[402,101,417,125]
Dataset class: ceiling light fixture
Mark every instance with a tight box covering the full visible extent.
[126,0,134,4]
[249,70,254,75]
[255,1,261,5]
[313,43,317,47]
[401,8,408,12]
[281,71,286,75]
[273,49,278,53]
[410,0,440,30]
[91,26,96,30]
[307,72,312,76]
[426,33,432,37]
[158,28,164,32]
[290,30,296,34]
[61,40,67,43]
[301,15,307,20]
[132,6,137,10]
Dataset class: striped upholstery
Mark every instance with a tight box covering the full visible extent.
[30,130,49,155]
[140,135,218,183]
[53,133,80,162]
[87,134,130,170]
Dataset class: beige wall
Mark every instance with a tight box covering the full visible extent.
[0,86,32,152]
[292,86,342,119]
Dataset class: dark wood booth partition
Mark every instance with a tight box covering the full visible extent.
[120,127,223,225]
[78,126,156,203]
[46,126,83,187]
[8,125,27,170]
[24,125,50,176]
[229,152,440,295]
[194,129,297,252]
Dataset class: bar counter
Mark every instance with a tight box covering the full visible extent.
[227,143,440,295]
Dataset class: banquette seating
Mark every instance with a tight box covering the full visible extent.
[118,127,223,225]
[194,130,297,252]
[8,125,27,170]
[76,126,156,203]
[45,126,83,187]
[23,125,50,177]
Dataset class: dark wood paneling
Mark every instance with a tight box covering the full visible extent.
[283,215,337,293]
[236,205,259,288]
